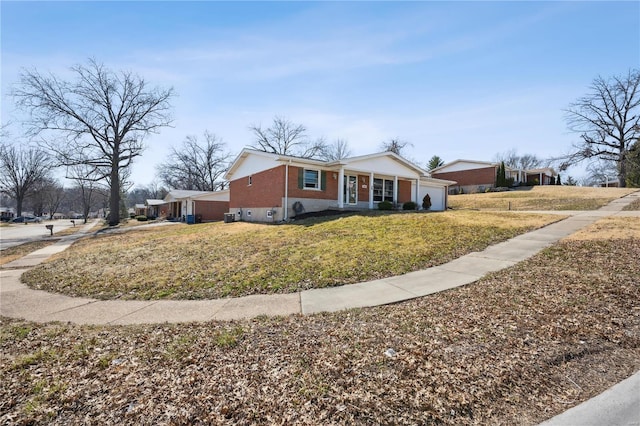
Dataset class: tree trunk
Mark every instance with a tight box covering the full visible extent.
[619,148,627,188]
[16,197,23,217]
[109,153,120,226]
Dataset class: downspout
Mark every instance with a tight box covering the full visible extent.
[284,160,290,221]
[369,172,374,209]
[338,167,345,209]
[393,176,398,205]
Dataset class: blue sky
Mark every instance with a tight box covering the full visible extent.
[2,1,639,186]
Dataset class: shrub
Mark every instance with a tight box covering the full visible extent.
[135,215,148,222]
[378,201,393,210]
[402,201,417,210]
[422,194,432,210]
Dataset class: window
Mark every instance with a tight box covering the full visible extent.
[373,178,394,202]
[303,169,320,189]
[248,175,252,186]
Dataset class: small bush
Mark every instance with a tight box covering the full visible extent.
[378,201,393,210]
[402,201,417,210]
[135,215,148,222]
[422,194,432,210]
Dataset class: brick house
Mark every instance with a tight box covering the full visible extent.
[431,160,557,194]
[163,189,230,223]
[224,149,456,222]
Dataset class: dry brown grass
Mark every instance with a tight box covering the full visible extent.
[622,197,640,211]
[22,211,562,300]
[0,241,58,266]
[567,217,640,241]
[449,186,637,210]
[1,217,638,425]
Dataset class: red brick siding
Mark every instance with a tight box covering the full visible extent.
[194,201,229,221]
[288,167,339,200]
[358,175,369,202]
[230,165,340,209]
[432,167,497,187]
[398,180,412,203]
[230,166,286,208]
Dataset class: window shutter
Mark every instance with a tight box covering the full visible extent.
[298,168,304,189]
[321,171,326,190]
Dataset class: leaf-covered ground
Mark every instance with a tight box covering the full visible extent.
[449,186,637,210]
[2,218,638,425]
[21,211,560,300]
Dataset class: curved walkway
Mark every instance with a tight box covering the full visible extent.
[1,193,639,326]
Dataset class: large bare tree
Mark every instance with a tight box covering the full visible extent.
[249,116,327,159]
[561,69,640,187]
[0,143,52,216]
[494,149,543,170]
[320,139,352,161]
[14,59,174,225]
[380,138,413,156]
[66,163,107,223]
[158,131,231,191]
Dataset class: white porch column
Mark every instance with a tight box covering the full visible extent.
[393,176,398,205]
[338,167,345,208]
[415,178,419,205]
[369,172,374,209]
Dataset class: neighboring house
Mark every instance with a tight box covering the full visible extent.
[163,189,230,223]
[134,204,146,216]
[600,179,619,188]
[523,167,557,186]
[145,199,165,218]
[431,160,557,194]
[0,207,15,221]
[224,149,456,223]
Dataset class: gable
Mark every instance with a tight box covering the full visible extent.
[343,155,423,178]
[227,151,281,180]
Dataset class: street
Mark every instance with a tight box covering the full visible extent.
[0,220,78,251]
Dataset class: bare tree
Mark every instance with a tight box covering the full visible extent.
[427,155,445,171]
[560,69,640,187]
[0,143,52,216]
[380,138,413,156]
[14,59,174,225]
[321,139,352,161]
[158,131,231,191]
[494,149,543,170]
[29,177,65,218]
[249,116,327,159]
[66,163,107,223]
[627,142,640,187]
[585,160,619,187]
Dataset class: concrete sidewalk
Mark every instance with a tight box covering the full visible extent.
[539,370,640,426]
[0,192,638,326]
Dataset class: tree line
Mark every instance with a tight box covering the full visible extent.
[1,59,638,224]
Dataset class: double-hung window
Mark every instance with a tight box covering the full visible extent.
[373,178,394,202]
[303,169,320,189]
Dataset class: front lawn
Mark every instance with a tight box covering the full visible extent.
[2,217,638,424]
[449,186,637,210]
[22,211,561,300]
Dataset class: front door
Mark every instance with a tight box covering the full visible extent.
[344,175,357,204]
